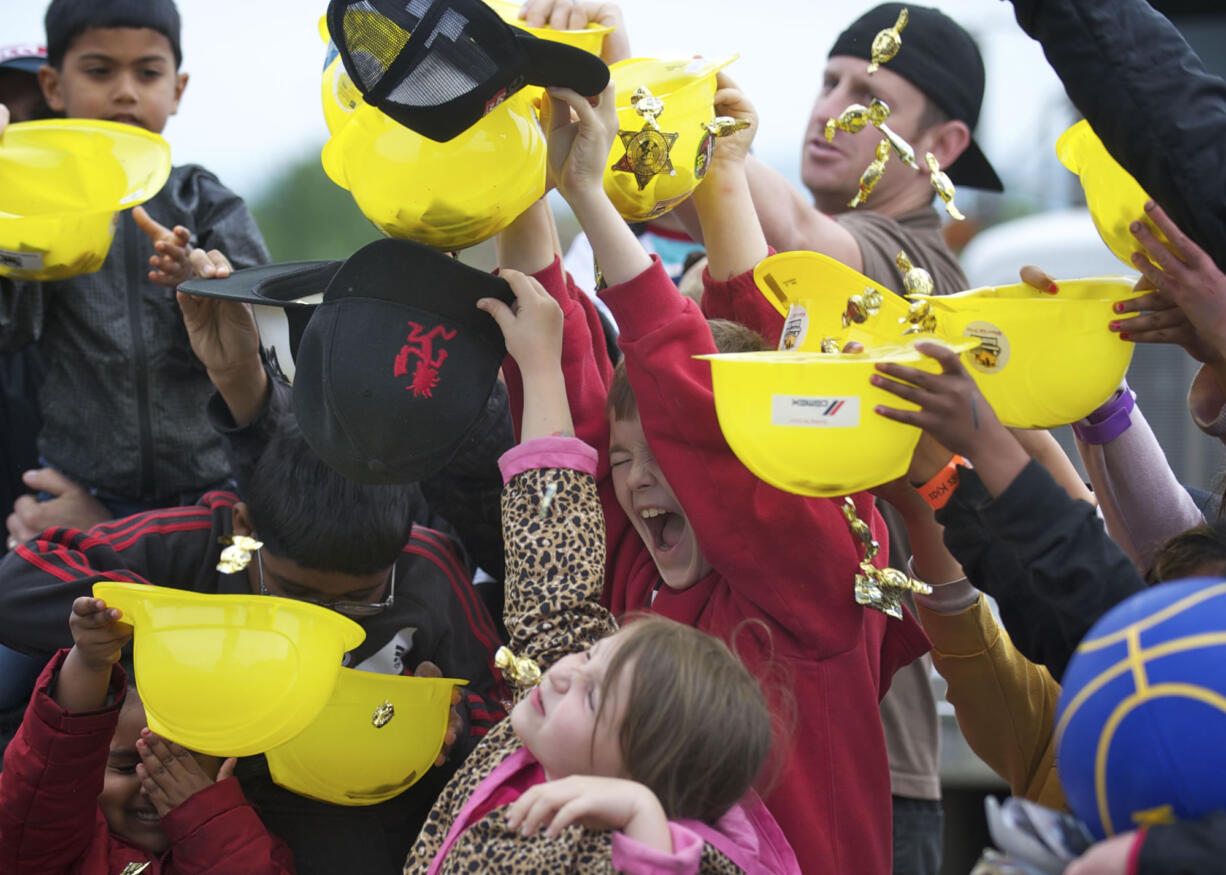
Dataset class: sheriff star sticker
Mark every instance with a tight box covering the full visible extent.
[612,125,680,191]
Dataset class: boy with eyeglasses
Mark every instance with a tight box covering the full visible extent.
[0,413,508,875]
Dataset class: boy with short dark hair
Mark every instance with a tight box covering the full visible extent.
[1,0,269,547]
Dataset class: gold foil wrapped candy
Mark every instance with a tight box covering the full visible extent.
[611,86,679,191]
[841,497,931,619]
[217,535,263,574]
[900,298,938,335]
[371,700,395,728]
[849,138,891,208]
[926,152,965,221]
[842,286,885,326]
[703,116,751,137]
[868,8,909,74]
[495,645,541,687]
[825,103,872,141]
[896,250,935,297]
[820,336,842,354]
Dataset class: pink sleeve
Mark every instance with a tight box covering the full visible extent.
[610,822,704,874]
[1126,828,1147,875]
[499,437,598,483]
[699,249,783,346]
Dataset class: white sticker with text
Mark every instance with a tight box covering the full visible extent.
[771,395,860,428]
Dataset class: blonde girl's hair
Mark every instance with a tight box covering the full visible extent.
[593,615,773,823]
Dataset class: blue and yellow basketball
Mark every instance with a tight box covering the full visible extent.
[1055,577,1226,839]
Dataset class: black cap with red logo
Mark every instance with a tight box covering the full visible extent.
[289,237,514,484]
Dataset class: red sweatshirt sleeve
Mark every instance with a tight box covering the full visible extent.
[602,258,896,657]
[0,650,128,873]
[699,249,784,347]
[161,777,296,873]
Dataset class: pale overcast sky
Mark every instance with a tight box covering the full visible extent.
[3,0,1069,208]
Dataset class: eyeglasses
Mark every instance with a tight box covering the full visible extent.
[255,549,396,618]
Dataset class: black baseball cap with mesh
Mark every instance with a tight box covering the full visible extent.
[327,0,610,142]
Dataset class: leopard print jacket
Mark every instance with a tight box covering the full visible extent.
[403,466,744,874]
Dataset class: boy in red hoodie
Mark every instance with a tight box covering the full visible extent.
[495,81,930,873]
[0,595,295,873]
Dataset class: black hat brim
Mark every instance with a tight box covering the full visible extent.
[514,30,610,97]
[945,137,1004,193]
[178,260,342,308]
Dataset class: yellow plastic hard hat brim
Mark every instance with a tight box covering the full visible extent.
[1055,120,1167,269]
[699,340,970,497]
[320,93,546,251]
[93,581,365,758]
[913,276,1142,428]
[0,119,171,281]
[266,668,468,806]
[603,56,738,222]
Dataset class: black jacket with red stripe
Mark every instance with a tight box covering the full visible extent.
[0,490,508,875]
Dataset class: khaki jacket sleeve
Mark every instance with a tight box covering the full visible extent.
[917,596,1068,810]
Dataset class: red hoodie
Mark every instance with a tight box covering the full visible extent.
[502,257,930,874]
[0,650,296,874]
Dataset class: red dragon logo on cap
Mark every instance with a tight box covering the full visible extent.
[393,322,457,398]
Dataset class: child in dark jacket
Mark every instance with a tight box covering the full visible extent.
[0,596,295,873]
[1,0,269,549]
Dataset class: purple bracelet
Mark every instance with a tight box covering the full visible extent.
[1072,382,1136,445]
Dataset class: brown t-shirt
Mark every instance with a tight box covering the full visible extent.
[836,205,966,802]
[836,205,969,296]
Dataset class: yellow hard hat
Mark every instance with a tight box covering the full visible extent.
[320,91,546,251]
[92,581,365,758]
[484,0,611,56]
[265,667,467,806]
[752,250,914,351]
[603,56,737,222]
[319,15,366,137]
[910,277,1142,428]
[0,119,170,281]
[1056,120,1167,269]
[699,339,972,497]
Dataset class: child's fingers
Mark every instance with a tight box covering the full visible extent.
[871,372,925,404]
[136,762,173,812]
[1114,289,1173,315]
[873,402,924,427]
[1018,264,1058,294]
[71,596,119,621]
[189,247,231,279]
[216,757,238,782]
[1109,308,1181,336]
[476,297,515,330]
[912,341,966,375]
[874,361,934,389]
[1130,221,1186,283]
[1141,200,1200,265]
[131,206,171,241]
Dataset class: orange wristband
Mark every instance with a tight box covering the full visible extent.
[915,455,969,510]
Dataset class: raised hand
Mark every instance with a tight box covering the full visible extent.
[136,729,235,815]
[872,341,1029,497]
[709,71,758,169]
[478,270,564,377]
[1111,200,1226,367]
[518,0,631,64]
[541,83,618,207]
[56,596,133,713]
[133,207,235,288]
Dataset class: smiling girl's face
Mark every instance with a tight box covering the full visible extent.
[510,631,634,779]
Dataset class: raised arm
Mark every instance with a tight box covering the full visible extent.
[1005,0,1226,269]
